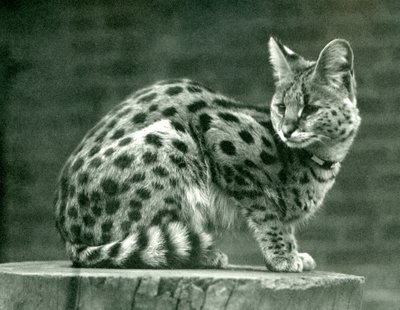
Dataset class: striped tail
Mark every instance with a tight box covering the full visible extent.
[66,222,213,268]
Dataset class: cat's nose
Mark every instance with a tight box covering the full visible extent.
[282,123,297,138]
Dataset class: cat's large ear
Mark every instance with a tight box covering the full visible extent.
[313,39,354,89]
[268,37,303,81]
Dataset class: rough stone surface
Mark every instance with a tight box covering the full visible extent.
[0,261,364,310]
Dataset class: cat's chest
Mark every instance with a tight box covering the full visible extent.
[270,164,338,221]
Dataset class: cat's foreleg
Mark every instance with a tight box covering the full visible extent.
[247,217,316,272]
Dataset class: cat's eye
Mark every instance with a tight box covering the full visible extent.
[276,103,286,114]
[302,105,320,115]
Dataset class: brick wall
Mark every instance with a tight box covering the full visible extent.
[1,1,399,308]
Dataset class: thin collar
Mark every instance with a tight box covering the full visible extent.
[308,153,339,170]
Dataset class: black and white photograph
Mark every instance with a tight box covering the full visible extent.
[0,1,399,309]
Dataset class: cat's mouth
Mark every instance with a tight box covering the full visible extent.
[279,131,318,148]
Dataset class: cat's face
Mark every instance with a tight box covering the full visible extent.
[269,38,360,149]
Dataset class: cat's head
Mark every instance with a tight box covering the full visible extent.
[268,37,361,160]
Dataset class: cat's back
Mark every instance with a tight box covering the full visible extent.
[81,79,219,148]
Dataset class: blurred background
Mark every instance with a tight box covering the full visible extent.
[0,0,399,309]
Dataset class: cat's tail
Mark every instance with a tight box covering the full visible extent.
[66,222,213,268]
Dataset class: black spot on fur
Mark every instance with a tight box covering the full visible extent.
[101,233,111,243]
[234,165,256,183]
[132,113,147,124]
[89,157,102,168]
[199,113,212,132]
[238,130,254,144]
[107,119,117,129]
[143,151,157,164]
[262,136,272,148]
[153,182,164,190]
[78,172,89,185]
[111,129,125,139]
[131,172,146,183]
[169,155,186,168]
[187,85,202,93]
[153,166,169,177]
[172,139,188,153]
[95,130,107,143]
[129,199,142,209]
[72,158,84,172]
[140,93,157,102]
[136,187,151,200]
[78,192,89,208]
[109,242,121,258]
[92,204,102,216]
[128,210,142,221]
[260,151,277,165]
[235,175,247,186]
[119,137,132,146]
[169,178,178,187]
[105,198,120,214]
[162,107,178,117]
[220,140,236,155]
[145,133,163,147]
[218,112,239,123]
[258,120,273,131]
[114,154,134,169]
[171,120,186,132]
[187,100,207,113]
[101,221,113,232]
[244,159,257,168]
[101,178,119,195]
[89,145,101,157]
[104,148,115,157]
[148,104,158,112]
[223,165,234,183]
[213,98,234,108]
[70,224,81,241]
[83,214,96,227]
[82,232,95,245]
[278,170,287,183]
[166,86,183,96]
[67,207,78,219]
[300,173,310,184]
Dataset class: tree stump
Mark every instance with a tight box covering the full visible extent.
[0,261,364,310]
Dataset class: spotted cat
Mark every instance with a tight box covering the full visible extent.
[54,37,360,272]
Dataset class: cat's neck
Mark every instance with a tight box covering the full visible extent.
[305,134,357,164]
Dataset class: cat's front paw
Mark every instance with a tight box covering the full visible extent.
[265,252,316,272]
[265,254,303,272]
[298,252,316,271]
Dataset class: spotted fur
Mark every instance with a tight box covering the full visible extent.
[54,38,360,272]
